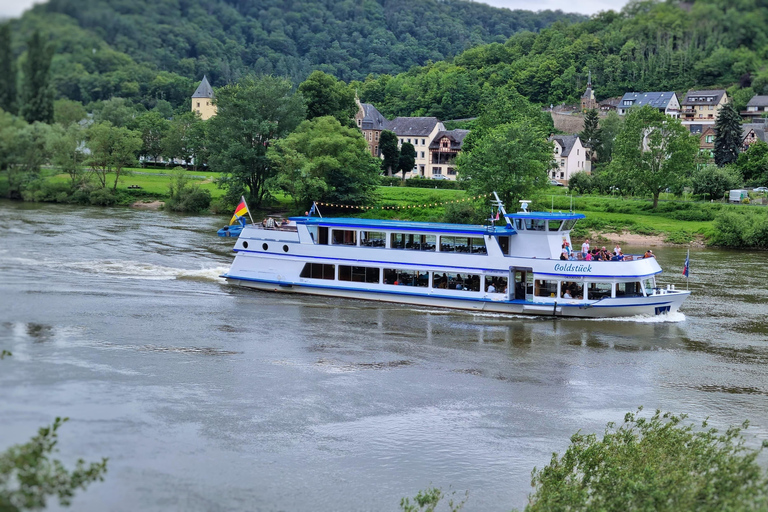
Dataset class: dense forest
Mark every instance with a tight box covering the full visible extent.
[1,0,582,111]
[357,0,768,119]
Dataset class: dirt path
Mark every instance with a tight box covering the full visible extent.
[586,230,705,248]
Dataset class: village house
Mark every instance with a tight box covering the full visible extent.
[386,117,445,178]
[680,89,728,128]
[428,130,470,180]
[549,134,590,184]
[191,76,216,120]
[598,97,621,112]
[697,125,716,164]
[741,95,768,122]
[354,99,388,157]
[741,123,767,150]
[617,91,679,117]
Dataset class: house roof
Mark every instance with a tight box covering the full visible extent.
[385,117,441,137]
[548,134,580,157]
[192,75,214,99]
[429,130,470,150]
[620,91,678,110]
[742,123,767,142]
[599,97,621,108]
[581,86,594,100]
[746,95,768,108]
[359,103,387,131]
[681,89,726,106]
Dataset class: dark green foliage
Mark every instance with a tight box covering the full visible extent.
[398,142,416,180]
[269,116,380,208]
[380,131,399,176]
[133,111,170,162]
[19,31,54,124]
[711,209,768,248]
[208,75,306,207]
[526,408,768,512]
[0,417,108,511]
[735,140,768,185]
[166,170,211,213]
[85,121,142,191]
[442,201,483,224]
[404,177,461,190]
[566,171,593,194]
[692,164,743,201]
[0,24,17,115]
[579,109,601,163]
[714,103,742,167]
[298,71,356,125]
[53,99,86,127]
[161,111,207,169]
[400,486,467,512]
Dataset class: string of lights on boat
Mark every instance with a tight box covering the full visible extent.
[315,194,493,210]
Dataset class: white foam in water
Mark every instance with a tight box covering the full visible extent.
[592,311,687,323]
[5,256,229,282]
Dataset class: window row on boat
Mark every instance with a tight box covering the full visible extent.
[308,226,490,254]
[299,263,658,300]
[513,218,578,232]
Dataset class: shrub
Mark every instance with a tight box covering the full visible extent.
[566,172,593,194]
[443,201,484,224]
[166,172,212,213]
[88,188,118,206]
[526,408,768,512]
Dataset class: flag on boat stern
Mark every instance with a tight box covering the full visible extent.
[230,197,249,225]
[683,250,690,277]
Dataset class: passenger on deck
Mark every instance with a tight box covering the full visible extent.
[581,239,590,259]
[562,289,572,299]
[487,282,496,293]
[560,250,568,260]
[643,249,655,258]
[614,244,622,255]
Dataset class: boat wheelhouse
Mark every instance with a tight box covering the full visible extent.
[221,202,689,318]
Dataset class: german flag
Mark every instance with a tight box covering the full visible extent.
[229,197,249,225]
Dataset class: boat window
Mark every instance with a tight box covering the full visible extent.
[561,281,583,299]
[587,282,614,300]
[616,282,643,297]
[498,236,510,255]
[562,219,578,231]
[514,219,524,231]
[339,266,380,284]
[440,236,486,254]
[432,272,480,291]
[331,229,356,245]
[318,226,329,245]
[534,279,558,298]
[299,263,335,280]
[530,219,546,231]
[390,233,436,251]
[360,231,386,247]
[643,277,656,294]
[548,220,563,231]
[306,226,318,244]
[383,268,429,287]
[485,276,508,293]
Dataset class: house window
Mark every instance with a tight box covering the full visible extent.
[447,168,456,175]
[375,132,379,140]
[420,152,424,158]
[433,167,442,174]
[357,119,362,126]
[706,135,714,143]
[709,105,713,110]
[576,149,579,155]
[421,139,425,145]
[560,159,565,167]
[196,102,200,107]
[407,138,411,143]
[375,145,378,155]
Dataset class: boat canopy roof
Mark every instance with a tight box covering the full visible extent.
[290,216,517,236]
[506,211,585,221]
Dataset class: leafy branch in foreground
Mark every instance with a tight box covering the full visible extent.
[525,407,768,512]
[0,417,108,511]
[400,486,468,512]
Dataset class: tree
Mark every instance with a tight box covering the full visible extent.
[594,111,623,167]
[49,123,86,187]
[19,31,54,124]
[53,99,87,127]
[92,98,138,128]
[380,130,399,176]
[735,140,768,184]
[269,116,380,208]
[85,122,142,191]
[714,103,743,166]
[456,119,553,207]
[0,23,17,115]
[526,408,768,511]
[298,70,357,126]
[134,111,170,164]
[691,164,743,200]
[208,75,306,207]
[0,119,52,200]
[612,106,698,208]
[579,109,601,164]
[162,111,202,167]
[398,142,416,181]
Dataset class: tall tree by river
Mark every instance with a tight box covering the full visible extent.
[0,24,17,115]
[19,31,54,125]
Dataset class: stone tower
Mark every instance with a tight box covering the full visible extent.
[191,75,216,120]
[580,71,597,111]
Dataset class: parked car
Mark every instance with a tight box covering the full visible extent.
[754,187,768,193]
[549,179,564,186]
[431,174,449,180]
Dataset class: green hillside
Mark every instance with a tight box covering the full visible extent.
[3,0,583,110]
[357,0,768,119]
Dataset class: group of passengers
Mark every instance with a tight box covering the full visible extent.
[261,217,291,229]
[560,282,584,300]
[559,239,656,261]
[433,273,481,291]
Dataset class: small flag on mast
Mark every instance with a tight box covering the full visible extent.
[682,250,690,278]
[230,197,249,225]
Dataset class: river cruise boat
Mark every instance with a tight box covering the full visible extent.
[221,199,689,318]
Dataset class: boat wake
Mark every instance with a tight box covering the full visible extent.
[592,311,686,323]
[5,256,229,282]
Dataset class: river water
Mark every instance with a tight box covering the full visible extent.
[1,201,767,511]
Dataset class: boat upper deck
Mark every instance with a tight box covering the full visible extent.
[290,216,517,236]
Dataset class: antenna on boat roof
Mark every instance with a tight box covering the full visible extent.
[519,200,530,213]
[491,191,512,227]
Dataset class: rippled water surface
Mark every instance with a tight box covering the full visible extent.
[1,201,767,511]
